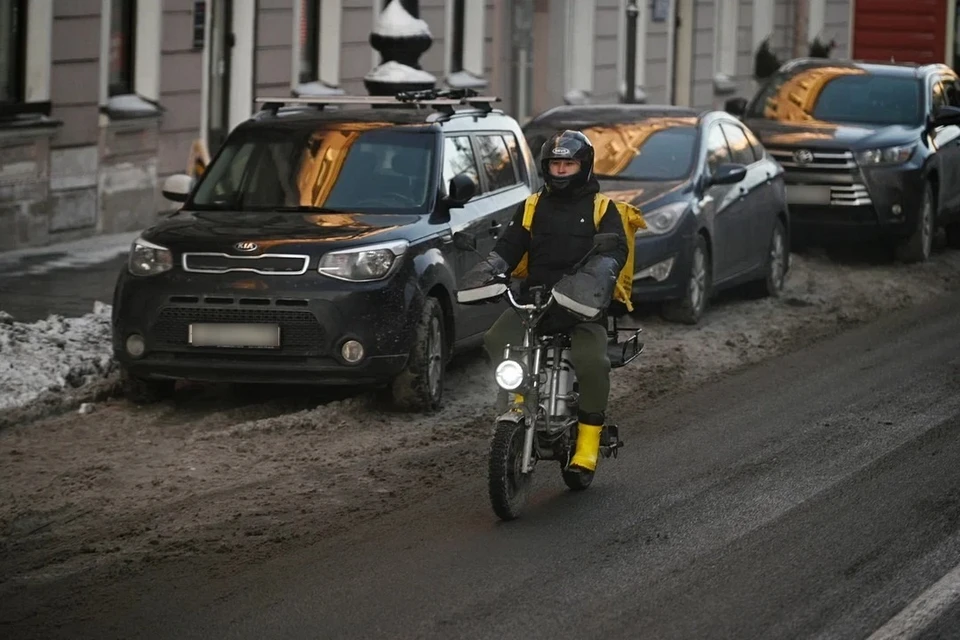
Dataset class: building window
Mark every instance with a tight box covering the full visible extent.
[109,0,136,96]
[300,0,320,84]
[0,0,25,105]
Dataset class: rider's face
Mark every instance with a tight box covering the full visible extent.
[548,159,580,177]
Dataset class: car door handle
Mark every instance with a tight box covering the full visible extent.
[489,220,502,235]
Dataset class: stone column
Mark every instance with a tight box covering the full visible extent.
[364,0,437,96]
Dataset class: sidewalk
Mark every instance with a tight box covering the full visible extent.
[0,231,140,322]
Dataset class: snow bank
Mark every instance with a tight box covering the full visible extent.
[373,0,432,38]
[0,303,116,412]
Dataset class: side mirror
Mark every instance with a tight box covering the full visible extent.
[162,173,193,203]
[593,232,619,253]
[445,172,478,207]
[452,231,478,252]
[724,97,747,117]
[929,105,960,129]
[708,163,747,186]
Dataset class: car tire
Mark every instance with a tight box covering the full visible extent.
[895,182,935,264]
[390,297,446,412]
[662,234,711,325]
[120,367,175,404]
[745,218,788,299]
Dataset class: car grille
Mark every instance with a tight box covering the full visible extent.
[768,148,856,170]
[768,147,872,207]
[181,252,310,275]
[151,306,324,354]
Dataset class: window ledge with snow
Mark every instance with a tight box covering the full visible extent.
[102,94,164,121]
[0,112,62,136]
[295,81,347,97]
[446,70,488,90]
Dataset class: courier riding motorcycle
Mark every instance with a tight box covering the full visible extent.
[454,231,644,521]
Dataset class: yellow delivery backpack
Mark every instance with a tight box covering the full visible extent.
[510,191,647,313]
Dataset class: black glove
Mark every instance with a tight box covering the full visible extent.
[551,255,619,320]
[457,251,510,304]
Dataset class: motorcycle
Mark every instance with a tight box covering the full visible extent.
[454,232,644,521]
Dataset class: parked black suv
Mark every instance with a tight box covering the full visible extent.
[726,58,960,262]
[112,91,538,411]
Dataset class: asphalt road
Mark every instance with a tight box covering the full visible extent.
[5,290,960,640]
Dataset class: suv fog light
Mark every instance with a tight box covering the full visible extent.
[892,204,903,215]
[126,334,146,358]
[341,339,365,363]
[495,359,525,391]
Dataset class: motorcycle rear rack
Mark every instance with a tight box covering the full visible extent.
[608,328,644,369]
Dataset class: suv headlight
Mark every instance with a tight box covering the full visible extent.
[128,238,173,276]
[636,202,687,237]
[855,144,916,166]
[318,239,409,282]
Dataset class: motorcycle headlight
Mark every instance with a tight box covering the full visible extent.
[494,359,526,391]
[128,238,173,276]
[636,202,687,237]
[855,144,915,167]
[318,240,409,282]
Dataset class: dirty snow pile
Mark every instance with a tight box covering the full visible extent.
[0,302,115,412]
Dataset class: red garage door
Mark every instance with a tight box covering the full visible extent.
[852,0,947,64]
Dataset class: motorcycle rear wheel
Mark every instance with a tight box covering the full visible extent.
[488,419,533,521]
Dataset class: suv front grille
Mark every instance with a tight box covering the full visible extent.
[769,147,873,207]
[151,307,324,354]
[768,148,856,170]
[181,253,310,275]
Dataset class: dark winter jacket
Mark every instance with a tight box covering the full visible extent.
[494,176,629,292]
[492,176,629,332]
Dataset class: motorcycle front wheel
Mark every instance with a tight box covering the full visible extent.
[488,419,534,521]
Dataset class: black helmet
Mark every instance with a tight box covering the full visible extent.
[539,130,595,195]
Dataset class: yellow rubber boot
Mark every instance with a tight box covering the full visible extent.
[570,423,603,472]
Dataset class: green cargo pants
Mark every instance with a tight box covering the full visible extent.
[483,309,611,416]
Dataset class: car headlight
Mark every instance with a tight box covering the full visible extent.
[855,144,915,166]
[636,202,687,237]
[128,238,173,276]
[318,239,409,281]
[494,359,526,391]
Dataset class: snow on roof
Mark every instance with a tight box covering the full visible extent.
[373,0,432,38]
[365,60,436,84]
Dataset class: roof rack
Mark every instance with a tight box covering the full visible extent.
[255,88,502,117]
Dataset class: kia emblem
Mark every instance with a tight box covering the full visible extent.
[235,241,259,252]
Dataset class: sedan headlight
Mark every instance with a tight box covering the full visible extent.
[318,239,409,282]
[855,144,915,166]
[128,238,173,276]
[636,202,687,237]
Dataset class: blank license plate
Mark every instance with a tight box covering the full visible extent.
[786,185,832,206]
[189,323,281,348]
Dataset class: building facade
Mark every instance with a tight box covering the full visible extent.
[0,0,858,252]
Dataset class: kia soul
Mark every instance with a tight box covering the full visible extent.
[111,92,538,411]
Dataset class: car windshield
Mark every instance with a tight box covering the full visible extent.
[746,68,923,127]
[190,124,437,213]
[525,117,698,181]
